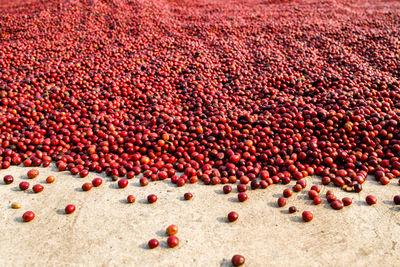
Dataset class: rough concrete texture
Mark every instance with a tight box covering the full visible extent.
[1,164,400,266]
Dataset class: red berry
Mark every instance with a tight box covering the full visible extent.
[118,179,128,188]
[223,185,232,194]
[288,206,297,213]
[277,197,287,207]
[326,194,337,203]
[82,182,93,191]
[313,196,322,205]
[3,175,14,184]
[231,254,245,266]
[293,184,303,192]
[92,178,102,187]
[166,224,178,235]
[19,181,30,191]
[46,176,55,183]
[394,195,400,205]
[22,211,35,222]
[148,239,159,249]
[177,178,186,187]
[283,188,293,198]
[342,197,352,206]
[227,211,239,222]
[310,185,320,193]
[184,192,193,200]
[65,204,76,214]
[330,200,344,210]
[32,184,44,193]
[167,236,179,248]
[27,169,39,179]
[380,176,390,185]
[308,190,319,200]
[147,194,157,203]
[139,177,149,186]
[237,184,248,192]
[366,195,377,205]
[127,195,135,203]
[237,192,248,202]
[302,211,313,222]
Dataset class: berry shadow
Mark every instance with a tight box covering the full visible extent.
[355,200,369,206]
[156,230,168,237]
[139,243,151,250]
[296,194,310,201]
[14,217,25,223]
[219,259,232,267]
[10,186,22,192]
[74,187,84,192]
[119,199,133,204]
[280,209,290,215]
[217,216,229,223]
[138,198,149,204]
[214,189,225,195]
[49,164,60,173]
[289,216,304,223]
[227,197,239,203]
[56,209,66,215]
[176,196,186,201]
[382,200,395,206]
[108,183,120,189]
[389,206,400,212]
[132,182,143,188]
[267,201,277,208]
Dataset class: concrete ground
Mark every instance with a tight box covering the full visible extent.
[1,164,400,266]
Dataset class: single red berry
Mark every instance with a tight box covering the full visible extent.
[231,254,245,266]
[237,184,247,192]
[22,211,35,222]
[302,211,313,222]
[19,181,30,191]
[366,195,377,205]
[148,239,159,249]
[118,179,128,188]
[147,194,157,203]
[223,185,232,194]
[277,197,287,207]
[32,184,44,193]
[27,169,39,179]
[166,224,178,236]
[127,195,136,203]
[342,197,352,206]
[288,206,297,213]
[65,204,76,214]
[82,183,93,191]
[3,175,14,184]
[283,188,293,198]
[92,178,102,187]
[330,200,344,210]
[393,195,400,205]
[184,192,193,200]
[313,196,322,205]
[326,194,337,203]
[139,177,149,186]
[167,236,179,248]
[227,211,239,222]
[237,192,248,202]
[46,176,55,183]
